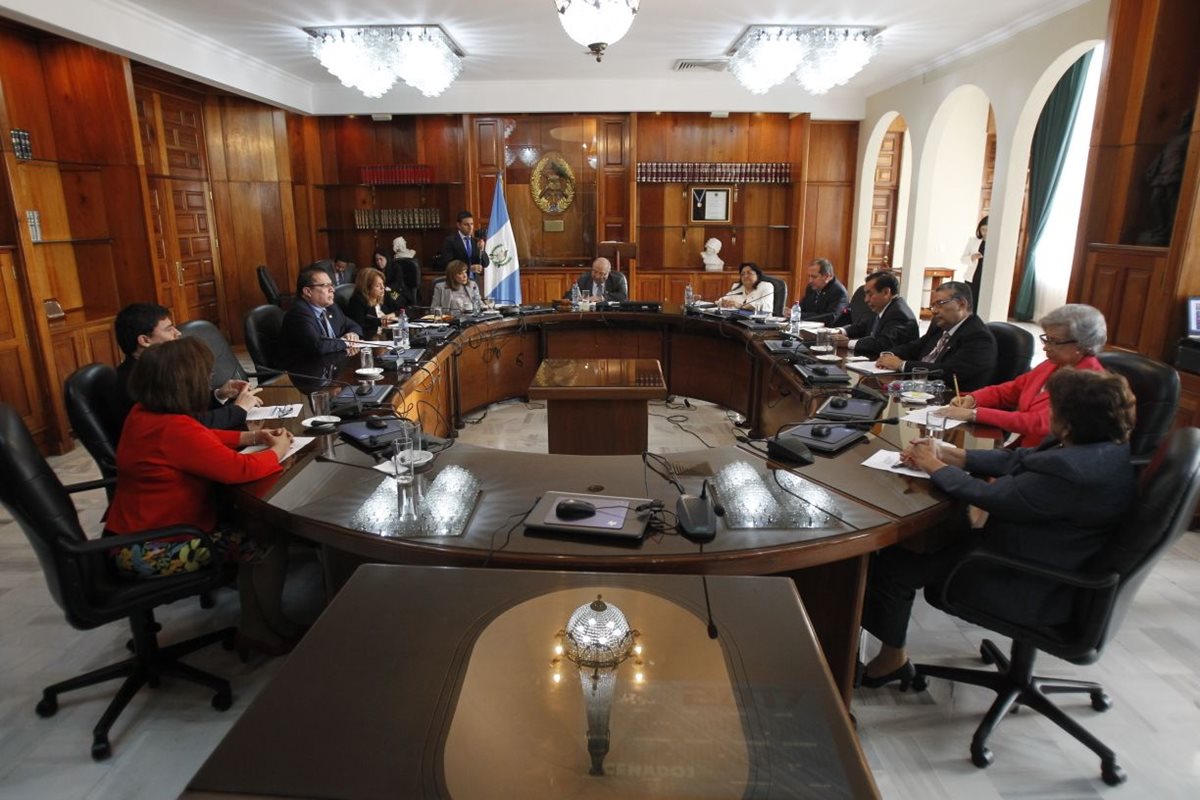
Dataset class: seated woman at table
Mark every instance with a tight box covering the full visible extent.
[105,337,302,657]
[431,259,482,314]
[860,368,1137,688]
[717,262,774,313]
[346,266,401,338]
[934,304,1107,446]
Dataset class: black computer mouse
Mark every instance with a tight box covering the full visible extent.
[366,418,389,430]
[811,424,833,438]
[555,498,597,520]
[355,382,373,396]
[781,339,795,348]
[812,366,829,376]
[830,396,849,409]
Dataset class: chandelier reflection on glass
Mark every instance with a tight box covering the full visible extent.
[304,25,464,98]
[555,0,641,62]
[728,25,882,96]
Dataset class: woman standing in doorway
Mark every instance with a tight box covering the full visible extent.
[968,215,988,314]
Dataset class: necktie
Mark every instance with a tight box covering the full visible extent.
[321,310,335,339]
[870,314,881,337]
[463,236,472,259]
[926,330,952,362]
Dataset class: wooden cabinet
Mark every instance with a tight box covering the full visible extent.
[0,248,43,433]
[48,314,120,391]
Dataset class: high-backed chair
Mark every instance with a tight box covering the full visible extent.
[244,304,286,377]
[388,257,421,307]
[63,363,124,500]
[177,319,247,388]
[333,283,356,314]
[0,403,234,760]
[762,275,788,317]
[256,265,285,307]
[1098,350,1180,464]
[986,322,1034,384]
[913,427,1200,786]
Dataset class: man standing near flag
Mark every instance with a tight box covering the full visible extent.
[484,178,522,305]
[437,211,489,280]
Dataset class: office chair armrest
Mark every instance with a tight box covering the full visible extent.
[62,525,217,555]
[63,476,117,495]
[1130,453,1153,468]
[941,549,1120,597]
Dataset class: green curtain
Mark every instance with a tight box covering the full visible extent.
[1013,50,1094,321]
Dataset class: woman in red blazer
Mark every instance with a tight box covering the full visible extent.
[106,337,299,656]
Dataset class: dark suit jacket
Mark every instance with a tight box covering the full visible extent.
[279,300,363,366]
[437,233,489,272]
[325,263,356,287]
[844,297,918,357]
[888,313,997,391]
[563,272,629,302]
[931,440,1136,626]
[799,278,850,324]
[115,356,246,432]
[345,292,401,339]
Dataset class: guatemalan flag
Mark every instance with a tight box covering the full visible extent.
[484,177,522,304]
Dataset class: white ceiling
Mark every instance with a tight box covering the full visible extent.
[0,0,1091,118]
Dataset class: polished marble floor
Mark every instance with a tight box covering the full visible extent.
[1,397,1197,799]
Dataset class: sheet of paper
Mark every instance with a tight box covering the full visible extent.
[795,320,824,330]
[862,449,928,479]
[843,355,870,362]
[846,361,897,375]
[242,436,314,461]
[245,404,302,421]
[900,406,966,429]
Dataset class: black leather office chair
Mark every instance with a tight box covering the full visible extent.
[1098,350,1180,464]
[913,427,1200,786]
[388,257,421,307]
[256,265,285,307]
[177,319,248,388]
[0,403,234,760]
[333,283,356,314]
[63,363,124,500]
[762,275,787,317]
[244,304,286,377]
[986,322,1035,384]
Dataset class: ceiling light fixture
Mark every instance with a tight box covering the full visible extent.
[555,0,641,62]
[304,25,464,99]
[728,25,882,96]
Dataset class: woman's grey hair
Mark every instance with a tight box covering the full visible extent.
[1038,304,1107,354]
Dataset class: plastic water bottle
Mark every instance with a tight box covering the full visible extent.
[472,293,482,315]
[789,301,802,335]
[395,309,410,350]
[684,282,694,307]
[570,283,582,311]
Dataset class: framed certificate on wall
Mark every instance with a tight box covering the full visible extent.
[690,186,732,224]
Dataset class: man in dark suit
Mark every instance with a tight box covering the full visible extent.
[279,267,363,366]
[874,281,997,391]
[112,303,259,430]
[437,211,489,279]
[799,258,850,323]
[836,271,918,357]
[325,255,356,287]
[562,257,629,302]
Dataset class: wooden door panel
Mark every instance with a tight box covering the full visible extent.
[0,251,43,429]
[171,181,220,324]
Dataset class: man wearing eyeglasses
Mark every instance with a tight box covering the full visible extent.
[279,266,363,365]
[874,282,997,391]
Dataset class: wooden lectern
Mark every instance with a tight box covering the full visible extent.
[597,241,637,272]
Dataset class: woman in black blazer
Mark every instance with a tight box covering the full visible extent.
[859,368,1137,689]
[345,267,401,339]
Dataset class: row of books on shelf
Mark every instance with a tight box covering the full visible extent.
[360,164,435,184]
[635,162,791,184]
[353,208,442,230]
[9,129,33,159]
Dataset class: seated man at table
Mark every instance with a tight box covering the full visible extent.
[324,254,356,287]
[113,303,260,430]
[800,258,850,323]
[834,271,918,357]
[562,257,629,302]
[874,281,997,391]
[279,267,362,365]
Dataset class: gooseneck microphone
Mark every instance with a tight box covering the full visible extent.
[701,575,719,640]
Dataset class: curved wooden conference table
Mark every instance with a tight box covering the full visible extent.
[238,308,1000,704]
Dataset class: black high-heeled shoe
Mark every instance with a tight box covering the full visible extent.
[860,660,917,690]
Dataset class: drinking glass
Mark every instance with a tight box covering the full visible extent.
[310,391,331,418]
[391,428,415,486]
[925,412,948,453]
[360,346,374,371]
[912,367,930,392]
[815,329,831,353]
[431,306,443,320]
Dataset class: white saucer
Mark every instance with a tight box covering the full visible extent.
[355,367,384,378]
[301,415,340,429]
[815,354,841,362]
[394,449,434,466]
[901,391,934,404]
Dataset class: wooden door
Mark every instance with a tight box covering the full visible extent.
[0,249,43,431]
[868,131,902,272]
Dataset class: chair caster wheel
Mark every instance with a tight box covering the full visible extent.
[970,745,994,768]
[1101,760,1126,786]
[911,673,928,692]
[91,738,112,761]
[35,695,58,717]
[212,690,233,711]
[1090,691,1113,712]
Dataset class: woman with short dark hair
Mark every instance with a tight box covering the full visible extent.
[860,368,1137,688]
[718,262,774,313]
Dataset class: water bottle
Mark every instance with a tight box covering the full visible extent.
[684,282,694,306]
[472,293,482,315]
[395,309,410,350]
[789,301,802,335]
[570,283,581,311]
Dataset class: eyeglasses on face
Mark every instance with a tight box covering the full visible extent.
[1039,333,1077,346]
[307,281,334,289]
[930,297,960,307]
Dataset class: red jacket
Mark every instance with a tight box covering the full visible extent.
[968,356,1104,446]
[106,405,281,536]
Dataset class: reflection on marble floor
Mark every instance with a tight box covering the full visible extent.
[0,397,1197,799]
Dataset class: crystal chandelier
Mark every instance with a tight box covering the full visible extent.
[304,25,464,99]
[728,25,882,96]
[555,0,641,62]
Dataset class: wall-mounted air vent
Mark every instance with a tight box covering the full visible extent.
[673,59,729,72]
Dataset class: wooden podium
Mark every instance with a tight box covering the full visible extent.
[597,241,637,273]
[528,358,666,455]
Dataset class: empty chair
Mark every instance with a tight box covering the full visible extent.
[177,319,248,388]
[63,363,123,500]
[913,427,1200,786]
[986,322,1035,384]
[256,265,285,307]
[333,283,356,314]
[388,257,421,307]
[1098,350,1180,463]
[0,403,234,760]
[244,304,286,377]
[761,274,788,317]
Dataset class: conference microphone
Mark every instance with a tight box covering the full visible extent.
[701,576,719,640]
[676,478,717,541]
[282,368,374,420]
[780,417,901,435]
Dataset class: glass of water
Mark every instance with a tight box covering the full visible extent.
[925,412,949,453]
[360,346,374,371]
[391,428,415,486]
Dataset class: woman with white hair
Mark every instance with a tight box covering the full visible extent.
[936,304,1107,446]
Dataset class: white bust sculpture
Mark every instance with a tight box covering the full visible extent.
[392,236,416,259]
[701,237,724,271]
